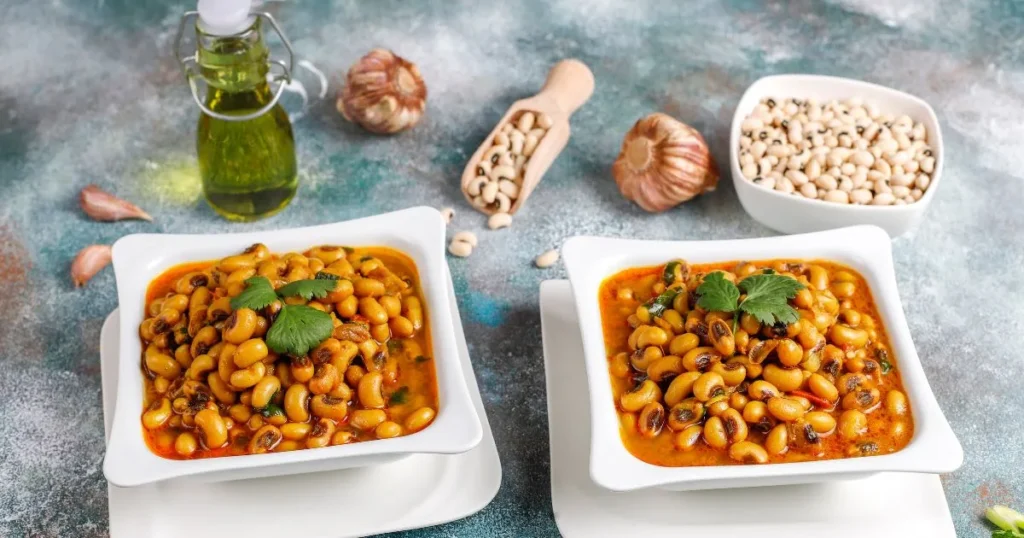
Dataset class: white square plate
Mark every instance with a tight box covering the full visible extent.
[541,280,956,537]
[561,225,962,491]
[102,271,501,538]
[105,206,483,486]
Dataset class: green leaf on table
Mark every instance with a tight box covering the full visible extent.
[276,278,338,300]
[230,276,278,311]
[266,305,334,356]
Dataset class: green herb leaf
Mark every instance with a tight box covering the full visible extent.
[662,261,682,286]
[644,288,680,317]
[988,505,1024,535]
[389,386,409,405]
[387,339,404,353]
[695,272,740,313]
[260,402,284,418]
[314,271,341,281]
[341,246,354,254]
[992,530,1020,538]
[276,278,338,300]
[359,255,373,262]
[762,268,776,274]
[266,305,334,356]
[230,276,278,311]
[414,355,430,363]
[736,274,805,325]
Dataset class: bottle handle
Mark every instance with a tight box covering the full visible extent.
[173,11,295,122]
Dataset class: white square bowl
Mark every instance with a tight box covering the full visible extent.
[103,206,483,487]
[561,225,962,492]
[730,74,944,238]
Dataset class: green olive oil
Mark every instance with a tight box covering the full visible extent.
[195,19,297,221]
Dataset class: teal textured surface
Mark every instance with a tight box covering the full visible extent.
[1,0,1022,536]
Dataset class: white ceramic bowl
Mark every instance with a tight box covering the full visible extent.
[103,207,483,487]
[562,225,962,492]
[730,74,944,238]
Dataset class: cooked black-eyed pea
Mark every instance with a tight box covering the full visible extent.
[190,326,220,359]
[692,372,726,402]
[405,407,436,433]
[609,352,631,379]
[305,418,336,448]
[720,408,748,444]
[747,380,780,401]
[652,315,675,336]
[353,277,385,298]
[207,372,237,404]
[729,441,768,464]
[839,308,861,327]
[661,309,684,334]
[329,341,359,374]
[389,316,415,339]
[142,398,172,429]
[637,326,670,349]
[885,390,909,416]
[620,412,638,432]
[284,383,310,423]
[804,411,837,434]
[146,352,182,379]
[245,377,277,411]
[845,356,866,373]
[248,425,283,454]
[382,358,403,394]
[747,339,779,365]
[626,314,641,329]
[838,409,868,439]
[668,333,699,357]
[308,257,325,273]
[222,308,257,345]
[831,279,856,299]
[765,424,789,455]
[345,364,366,387]
[378,295,402,319]
[729,392,749,410]
[620,380,662,412]
[807,265,829,290]
[842,387,881,412]
[139,318,157,342]
[707,319,735,356]
[796,322,823,350]
[328,381,354,402]
[369,322,390,342]
[706,397,731,417]
[336,295,359,318]
[217,343,237,383]
[836,373,869,396]
[239,389,253,406]
[207,297,232,322]
[310,394,348,421]
[646,355,683,383]
[187,354,216,381]
[767,397,805,422]
[323,278,354,304]
[664,372,702,407]
[794,288,814,309]
[163,294,190,313]
[174,432,198,457]
[635,305,652,324]
[711,361,746,386]
[308,364,340,395]
[727,355,763,379]
[682,346,717,373]
[187,307,207,339]
[228,404,252,423]
[401,296,424,330]
[703,416,729,448]
[332,431,356,445]
[358,297,388,325]
[148,298,166,318]
[638,402,665,438]
[290,356,314,383]
[672,424,703,451]
[231,338,268,369]
[630,346,663,371]
[829,324,868,348]
[356,370,387,409]
[666,400,704,431]
[274,440,301,452]
[153,376,171,394]
[195,408,228,448]
[808,373,839,402]
[154,308,181,335]
[738,313,759,336]
[774,338,803,367]
[683,312,707,339]
[350,409,388,431]
[672,292,689,314]
[734,329,750,354]
[174,271,210,295]
[762,364,804,392]
[373,421,401,439]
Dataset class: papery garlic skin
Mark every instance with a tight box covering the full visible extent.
[71,244,112,288]
[337,49,427,134]
[612,113,719,212]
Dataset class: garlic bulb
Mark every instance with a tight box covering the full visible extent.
[611,113,719,212]
[337,49,427,134]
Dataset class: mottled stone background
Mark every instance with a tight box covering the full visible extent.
[1,0,1022,536]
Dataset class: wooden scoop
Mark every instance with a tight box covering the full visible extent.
[461,59,595,215]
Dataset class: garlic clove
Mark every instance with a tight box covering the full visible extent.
[79,184,153,222]
[71,244,112,288]
[337,49,427,135]
[611,113,719,212]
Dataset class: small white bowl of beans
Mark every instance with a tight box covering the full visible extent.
[729,75,944,238]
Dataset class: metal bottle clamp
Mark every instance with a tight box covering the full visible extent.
[173,11,295,122]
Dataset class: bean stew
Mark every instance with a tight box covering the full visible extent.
[139,244,439,459]
[598,259,914,466]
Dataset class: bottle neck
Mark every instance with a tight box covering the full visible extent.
[196,19,270,96]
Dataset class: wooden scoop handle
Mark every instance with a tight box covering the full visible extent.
[537,59,595,117]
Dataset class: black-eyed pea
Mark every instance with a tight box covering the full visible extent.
[358,371,386,409]
[729,392,749,410]
[251,375,281,408]
[222,308,257,344]
[308,364,340,395]
[350,409,387,431]
[637,326,670,349]
[748,380,780,401]
[275,440,301,452]
[735,329,750,354]
[808,265,829,290]
[664,372,701,407]
[842,388,881,412]
[146,352,182,379]
[389,316,415,338]
[620,380,662,412]
[306,419,336,448]
[336,295,359,318]
[630,346,663,371]
[153,376,171,394]
[836,373,869,396]
[621,412,638,432]
[328,381,354,402]
[729,441,769,464]
[794,288,814,309]
[829,324,868,348]
[357,340,380,368]
[706,397,730,417]
[207,373,237,404]
[767,397,805,422]
[230,361,266,390]
[324,278,354,303]
[228,404,252,423]
[174,432,198,457]
[308,258,325,273]
[345,364,366,387]
[216,343,237,383]
[284,383,310,423]
[838,410,868,439]
[672,292,689,314]
[804,411,837,434]
[791,395,812,411]
[662,309,685,333]
[885,389,909,416]
[354,278,385,298]
[232,338,268,369]
[174,344,192,368]
[765,423,788,455]
[378,295,402,319]
[609,352,631,379]
[762,364,804,392]
[808,373,839,402]
[164,294,190,313]
[187,354,216,380]
[405,407,436,433]
[728,355,763,379]
[831,281,856,299]
[720,408,748,443]
[139,318,157,342]
[710,361,746,386]
[148,298,165,318]
[370,323,390,342]
[383,357,399,385]
[375,421,403,439]
[402,296,424,330]
[330,341,359,373]
[291,356,314,383]
[195,408,228,448]
[703,416,729,448]
[682,346,717,373]
[309,245,346,264]
[331,431,356,445]
[248,425,283,454]
[647,355,684,383]
[142,398,172,429]
[774,338,803,367]
[708,319,736,356]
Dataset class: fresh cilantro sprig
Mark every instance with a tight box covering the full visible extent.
[988,505,1024,537]
[276,278,338,300]
[696,271,804,327]
[230,277,278,311]
[230,275,340,356]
